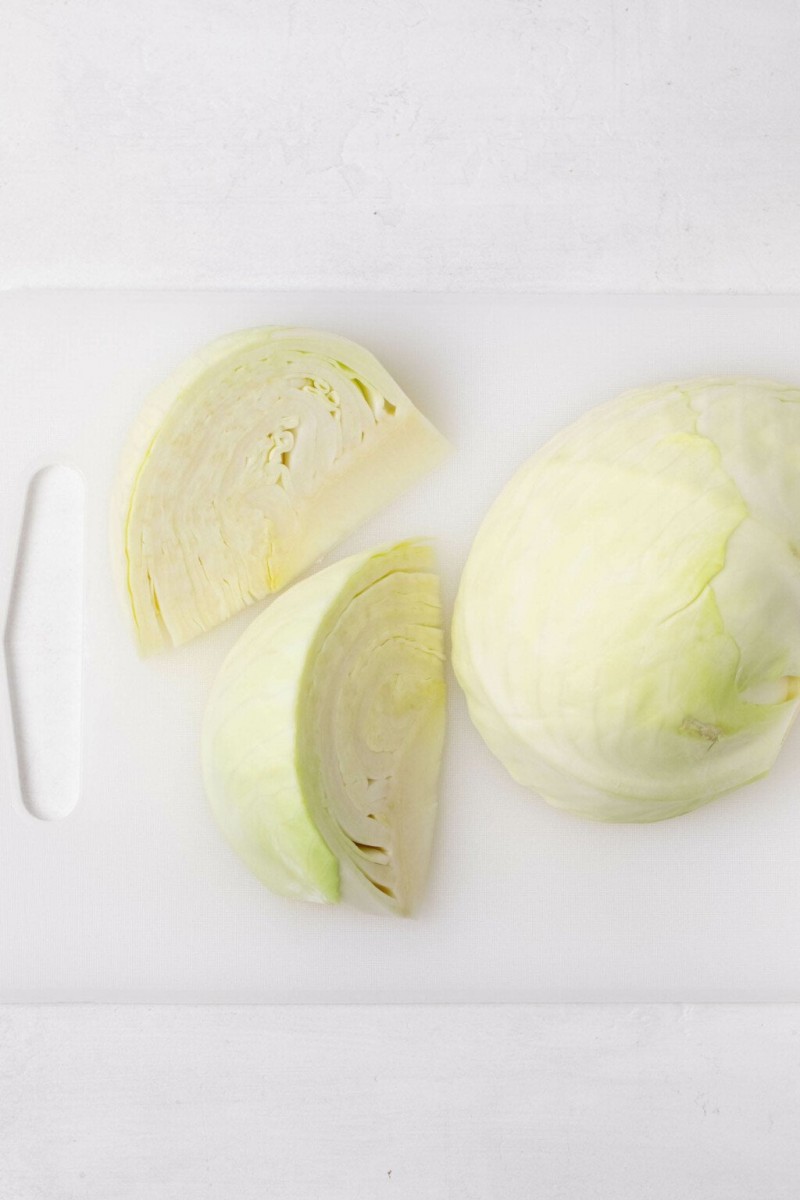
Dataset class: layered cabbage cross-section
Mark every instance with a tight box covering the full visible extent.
[113,327,447,653]
[202,540,446,913]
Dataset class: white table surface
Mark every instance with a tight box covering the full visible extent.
[2,1,800,1195]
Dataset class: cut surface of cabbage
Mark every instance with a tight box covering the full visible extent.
[113,327,448,653]
[202,540,446,913]
[453,377,800,823]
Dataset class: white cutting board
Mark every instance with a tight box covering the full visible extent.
[2,290,800,1002]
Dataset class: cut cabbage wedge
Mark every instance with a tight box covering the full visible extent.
[113,327,448,653]
[202,541,446,913]
[453,377,800,823]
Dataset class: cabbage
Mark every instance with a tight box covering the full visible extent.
[202,540,446,912]
[453,378,800,822]
[113,328,447,653]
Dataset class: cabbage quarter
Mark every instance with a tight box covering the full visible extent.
[202,541,446,913]
[113,328,447,653]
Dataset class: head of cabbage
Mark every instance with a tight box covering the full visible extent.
[452,378,800,822]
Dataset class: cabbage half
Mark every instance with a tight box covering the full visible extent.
[453,378,800,822]
[202,540,446,912]
[113,328,447,653]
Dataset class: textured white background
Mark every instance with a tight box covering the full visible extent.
[2,0,800,1196]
